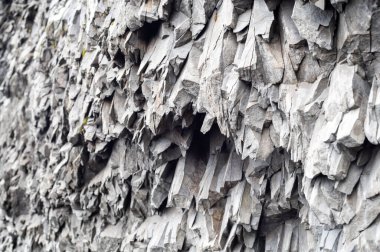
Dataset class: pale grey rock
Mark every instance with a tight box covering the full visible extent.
[169,42,202,114]
[253,0,275,42]
[365,75,380,144]
[334,164,362,195]
[167,151,206,209]
[191,0,217,38]
[170,11,191,47]
[371,10,380,52]
[1,0,380,251]
[278,0,304,47]
[233,9,251,34]
[237,6,257,82]
[312,0,326,10]
[292,0,335,50]
[327,144,353,180]
[256,35,285,85]
[138,0,172,23]
[324,63,369,121]
[336,108,366,148]
[337,0,373,55]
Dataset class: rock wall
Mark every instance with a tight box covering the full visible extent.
[0,0,379,251]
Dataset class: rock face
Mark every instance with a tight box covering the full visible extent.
[0,0,379,251]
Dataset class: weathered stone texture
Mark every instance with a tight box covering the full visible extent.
[0,0,379,251]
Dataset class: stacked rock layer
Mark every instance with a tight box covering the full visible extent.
[0,0,380,251]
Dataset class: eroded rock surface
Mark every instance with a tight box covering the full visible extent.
[0,0,379,251]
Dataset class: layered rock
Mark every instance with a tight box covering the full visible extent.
[0,0,379,251]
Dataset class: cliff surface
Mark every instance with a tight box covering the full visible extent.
[0,0,380,251]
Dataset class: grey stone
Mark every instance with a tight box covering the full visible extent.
[253,0,275,42]
[1,0,380,251]
[292,0,335,50]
